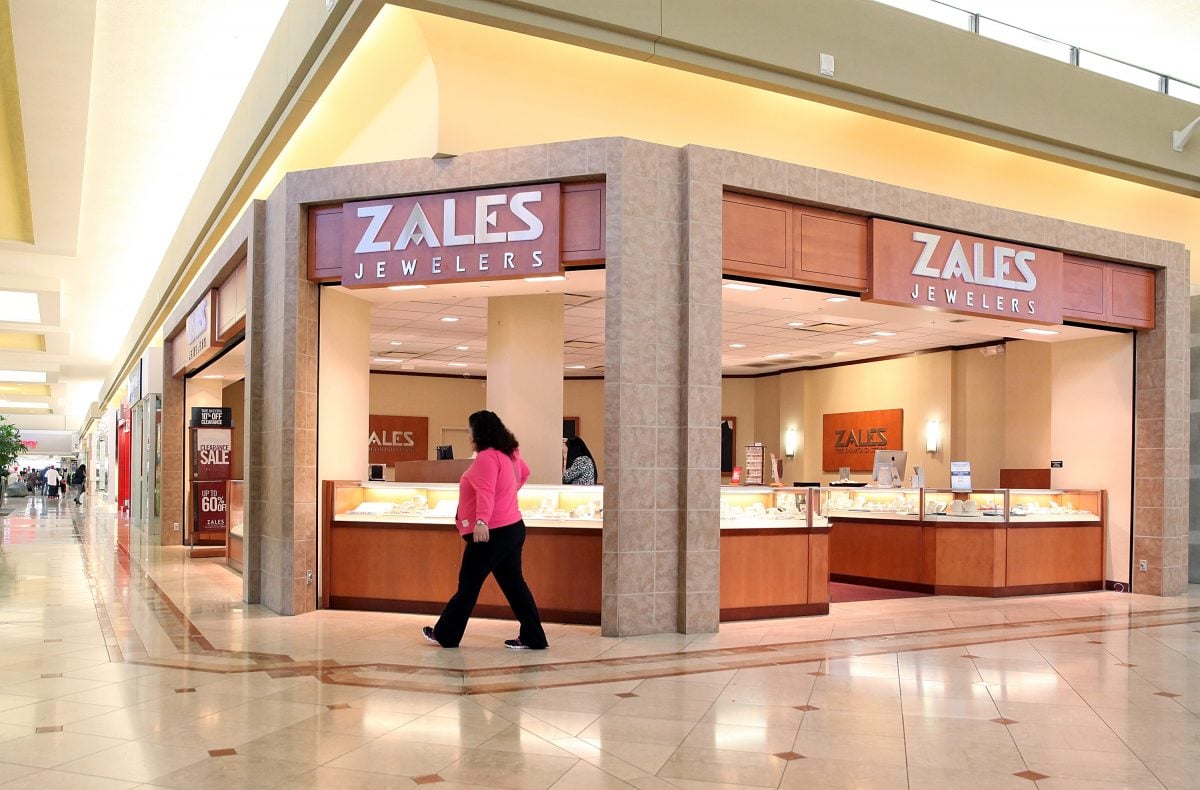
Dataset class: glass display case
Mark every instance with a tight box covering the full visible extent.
[922,489,1007,522]
[334,482,604,528]
[719,486,815,528]
[1007,489,1102,522]
[814,486,921,521]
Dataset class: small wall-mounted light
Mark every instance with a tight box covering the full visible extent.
[925,419,940,454]
[784,428,799,459]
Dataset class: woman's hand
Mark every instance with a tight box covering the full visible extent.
[472,521,490,543]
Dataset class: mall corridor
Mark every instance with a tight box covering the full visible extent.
[0,498,1194,789]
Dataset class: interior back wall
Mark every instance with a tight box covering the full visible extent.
[369,374,606,481]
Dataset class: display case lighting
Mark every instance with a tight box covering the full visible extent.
[722,283,761,292]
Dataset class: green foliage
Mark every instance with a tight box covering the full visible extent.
[0,416,22,471]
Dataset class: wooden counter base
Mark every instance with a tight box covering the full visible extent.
[720,527,831,621]
[831,517,1104,597]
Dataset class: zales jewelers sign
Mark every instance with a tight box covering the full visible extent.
[341,184,562,288]
[865,219,1063,325]
[823,409,904,472]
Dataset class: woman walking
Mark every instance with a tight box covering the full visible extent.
[423,410,548,650]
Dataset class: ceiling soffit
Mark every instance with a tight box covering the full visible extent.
[0,0,31,244]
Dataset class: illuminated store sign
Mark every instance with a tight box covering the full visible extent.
[866,219,1063,325]
[342,184,562,288]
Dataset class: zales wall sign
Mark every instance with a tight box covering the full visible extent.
[822,409,904,472]
[341,185,562,288]
[866,219,1063,325]
[369,415,429,466]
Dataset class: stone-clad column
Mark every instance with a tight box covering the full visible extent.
[251,184,320,615]
[601,139,693,636]
[159,370,184,547]
[1134,246,1191,595]
[679,147,725,633]
[1191,294,1200,584]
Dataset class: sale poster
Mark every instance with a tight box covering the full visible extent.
[193,480,228,532]
[194,428,233,480]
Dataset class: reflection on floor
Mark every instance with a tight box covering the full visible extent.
[0,496,1198,789]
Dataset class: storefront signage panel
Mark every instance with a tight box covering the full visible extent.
[866,219,1063,325]
[369,415,429,465]
[172,291,224,377]
[341,185,562,288]
[822,409,903,472]
[190,407,233,428]
[193,428,232,480]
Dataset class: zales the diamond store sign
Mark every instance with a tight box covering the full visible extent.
[865,219,1063,325]
[341,184,562,288]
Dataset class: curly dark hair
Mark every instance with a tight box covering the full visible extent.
[468,410,519,456]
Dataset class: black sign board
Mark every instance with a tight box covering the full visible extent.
[1050,460,1063,469]
[190,406,233,428]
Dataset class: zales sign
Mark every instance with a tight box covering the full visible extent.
[341,184,562,288]
[823,409,904,472]
[865,219,1063,325]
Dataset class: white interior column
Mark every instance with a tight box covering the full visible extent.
[318,288,371,515]
[487,294,564,484]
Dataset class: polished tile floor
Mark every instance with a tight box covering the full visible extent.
[0,496,1198,788]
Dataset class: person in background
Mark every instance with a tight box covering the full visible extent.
[561,436,597,486]
[44,466,61,499]
[422,410,548,650]
[72,463,87,504]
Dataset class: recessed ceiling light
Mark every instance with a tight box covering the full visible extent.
[870,331,896,337]
[766,353,791,359]
[455,346,469,351]
[389,341,404,346]
[566,364,587,369]
[439,316,460,322]
[728,343,746,349]
[853,338,878,345]
[387,284,427,291]
[524,275,567,282]
[0,291,40,323]
[0,370,47,383]
[448,362,469,367]
[824,296,849,303]
[723,283,762,292]
[1020,327,1059,336]
[787,322,806,327]
[0,400,49,409]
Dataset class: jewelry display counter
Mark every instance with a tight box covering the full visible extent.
[322,481,604,624]
[321,481,836,625]
[822,487,1105,596]
[719,486,830,619]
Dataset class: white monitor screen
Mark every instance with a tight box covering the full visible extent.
[872,450,908,485]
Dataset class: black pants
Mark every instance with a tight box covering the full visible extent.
[433,520,548,648]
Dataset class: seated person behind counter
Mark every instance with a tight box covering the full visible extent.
[562,436,597,485]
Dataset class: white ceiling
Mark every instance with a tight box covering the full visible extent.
[0,1,1192,430]
[0,0,286,428]
[353,270,1115,378]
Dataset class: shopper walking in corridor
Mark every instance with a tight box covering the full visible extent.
[424,410,548,650]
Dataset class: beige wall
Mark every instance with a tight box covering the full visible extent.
[370,374,487,461]
[1003,342,1053,469]
[222,378,245,480]
[720,378,757,479]
[1050,335,1134,584]
[366,373,606,483]
[564,378,605,481]
[951,348,1006,488]
[318,289,370,521]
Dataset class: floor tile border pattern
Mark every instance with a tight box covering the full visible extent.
[71,510,1200,696]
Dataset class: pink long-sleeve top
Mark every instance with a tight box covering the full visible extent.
[455,448,530,535]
